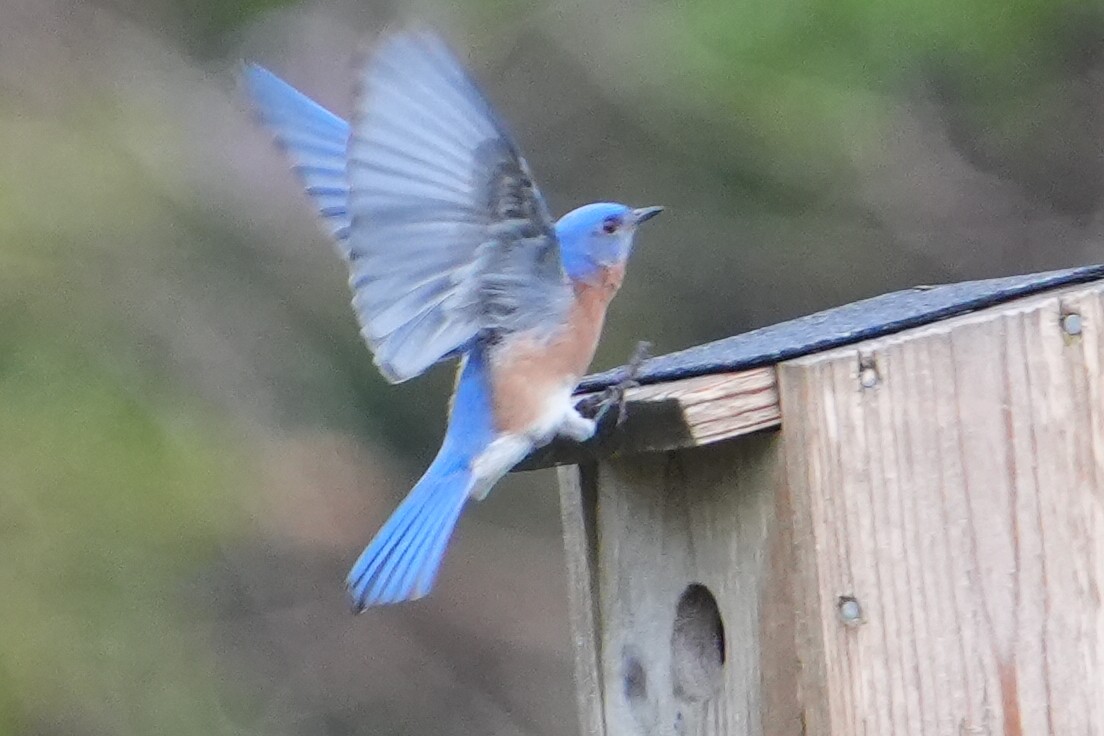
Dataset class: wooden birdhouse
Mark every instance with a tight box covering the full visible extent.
[519,264,1104,736]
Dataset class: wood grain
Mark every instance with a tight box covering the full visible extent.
[780,280,1104,735]
[558,463,607,736]
[587,438,800,736]
[517,367,780,471]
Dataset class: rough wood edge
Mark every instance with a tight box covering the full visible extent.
[517,366,781,471]
[557,463,606,736]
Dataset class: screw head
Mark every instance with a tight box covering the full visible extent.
[1062,313,1083,336]
[838,596,863,625]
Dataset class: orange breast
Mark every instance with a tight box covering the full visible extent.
[490,264,625,434]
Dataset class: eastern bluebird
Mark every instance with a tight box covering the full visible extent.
[245,31,661,610]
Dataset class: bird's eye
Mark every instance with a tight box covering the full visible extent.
[601,217,620,234]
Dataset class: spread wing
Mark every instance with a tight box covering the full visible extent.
[347,31,570,383]
[243,64,353,245]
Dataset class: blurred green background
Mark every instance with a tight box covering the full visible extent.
[1,0,1102,733]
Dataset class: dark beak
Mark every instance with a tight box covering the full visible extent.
[632,206,664,225]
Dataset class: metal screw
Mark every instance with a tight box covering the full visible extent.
[858,355,879,388]
[838,596,863,626]
[1061,312,1083,336]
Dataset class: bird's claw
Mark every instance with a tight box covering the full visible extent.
[592,381,638,427]
[578,341,652,428]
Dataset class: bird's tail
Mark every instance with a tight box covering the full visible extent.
[345,445,476,610]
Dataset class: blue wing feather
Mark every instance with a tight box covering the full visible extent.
[347,31,570,384]
[243,64,353,249]
[246,33,572,387]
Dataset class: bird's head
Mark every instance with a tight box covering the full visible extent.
[554,202,663,283]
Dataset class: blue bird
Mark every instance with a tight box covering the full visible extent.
[245,31,661,610]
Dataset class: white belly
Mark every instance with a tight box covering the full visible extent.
[468,381,577,501]
[526,381,577,445]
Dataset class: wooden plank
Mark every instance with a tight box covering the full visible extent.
[517,367,780,471]
[779,280,1104,735]
[558,463,606,736]
[759,447,804,736]
[589,437,800,736]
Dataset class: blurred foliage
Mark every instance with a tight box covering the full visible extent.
[0,92,258,736]
[171,0,299,56]
[631,0,1099,194]
[0,328,253,735]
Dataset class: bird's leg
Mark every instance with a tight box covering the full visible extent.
[577,340,652,428]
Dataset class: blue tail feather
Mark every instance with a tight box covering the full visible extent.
[414,499,468,596]
[369,485,451,604]
[375,482,461,603]
[347,347,502,609]
[348,474,439,599]
[346,450,474,609]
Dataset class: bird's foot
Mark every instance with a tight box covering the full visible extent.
[577,340,652,428]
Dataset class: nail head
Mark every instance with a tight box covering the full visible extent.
[1062,313,1083,336]
[838,595,863,625]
